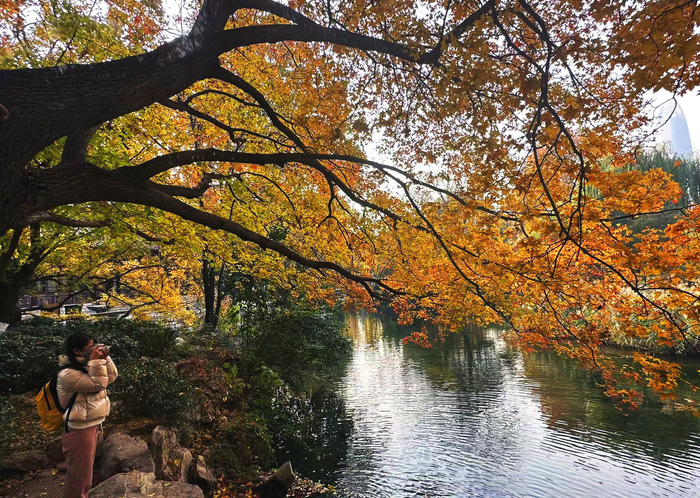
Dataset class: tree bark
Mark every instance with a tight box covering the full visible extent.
[0,0,465,235]
[203,258,216,326]
[0,281,22,327]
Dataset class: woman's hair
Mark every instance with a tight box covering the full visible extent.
[65,333,93,370]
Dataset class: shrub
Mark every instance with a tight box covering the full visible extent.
[94,319,177,358]
[0,317,178,394]
[0,331,66,393]
[250,309,351,389]
[0,394,56,460]
[209,412,274,479]
[110,358,196,432]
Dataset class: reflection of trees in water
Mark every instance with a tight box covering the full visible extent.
[272,386,353,481]
[336,316,535,495]
[387,321,518,394]
[521,350,700,459]
[292,313,700,488]
[379,312,700,460]
[345,311,385,345]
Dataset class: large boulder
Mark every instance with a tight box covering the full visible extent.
[150,426,178,480]
[99,433,154,482]
[95,430,105,458]
[89,470,204,497]
[189,455,217,493]
[0,450,49,472]
[253,461,295,498]
[162,446,192,483]
[45,436,64,464]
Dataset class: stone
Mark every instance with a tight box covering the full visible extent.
[89,470,204,497]
[162,446,192,483]
[95,429,105,458]
[189,455,217,494]
[99,433,155,482]
[253,461,295,498]
[150,426,178,480]
[0,450,49,472]
[45,436,64,464]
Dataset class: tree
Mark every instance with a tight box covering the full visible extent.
[2,0,700,409]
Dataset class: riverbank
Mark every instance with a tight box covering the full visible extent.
[602,331,700,357]
[0,311,351,496]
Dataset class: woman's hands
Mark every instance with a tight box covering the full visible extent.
[89,347,107,360]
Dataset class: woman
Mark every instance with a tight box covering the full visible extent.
[56,333,118,498]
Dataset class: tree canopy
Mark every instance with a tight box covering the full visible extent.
[2,0,700,411]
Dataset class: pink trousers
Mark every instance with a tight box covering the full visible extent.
[62,425,100,498]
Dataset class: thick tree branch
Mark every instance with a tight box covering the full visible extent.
[152,173,225,199]
[23,162,400,299]
[120,149,518,222]
[61,126,99,164]
[25,211,110,228]
[0,228,24,281]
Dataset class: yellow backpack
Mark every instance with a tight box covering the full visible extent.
[36,372,78,433]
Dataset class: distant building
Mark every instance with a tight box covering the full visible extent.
[655,102,693,156]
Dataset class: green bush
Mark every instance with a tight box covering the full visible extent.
[0,331,66,393]
[110,358,196,431]
[250,309,351,389]
[0,317,178,394]
[209,412,274,479]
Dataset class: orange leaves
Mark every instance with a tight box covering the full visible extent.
[402,328,434,349]
[589,167,681,217]
[603,387,643,410]
[633,353,681,393]
[5,0,700,413]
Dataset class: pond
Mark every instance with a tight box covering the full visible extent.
[280,312,700,497]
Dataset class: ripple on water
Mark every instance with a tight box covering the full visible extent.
[320,322,700,497]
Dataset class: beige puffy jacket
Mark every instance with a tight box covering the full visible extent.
[56,354,118,430]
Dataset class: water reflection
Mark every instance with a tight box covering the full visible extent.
[287,313,700,497]
[273,387,353,481]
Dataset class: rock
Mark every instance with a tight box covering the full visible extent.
[45,436,64,464]
[99,433,154,482]
[0,450,49,472]
[189,455,217,493]
[150,426,178,480]
[36,468,57,477]
[162,446,192,483]
[253,461,295,498]
[89,470,204,497]
[95,429,105,458]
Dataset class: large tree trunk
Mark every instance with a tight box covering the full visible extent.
[0,0,236,234]
[0,281,22,327]
[0,45,216,233]
[0,225,46,327]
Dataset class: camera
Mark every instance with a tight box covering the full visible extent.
[95,344,110,355]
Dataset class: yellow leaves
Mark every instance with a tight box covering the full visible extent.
[633,353,681,393]
[5,0,700,413]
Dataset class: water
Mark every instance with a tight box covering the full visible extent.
[281,313,700,497]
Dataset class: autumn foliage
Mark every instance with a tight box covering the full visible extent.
[1,0,700,411]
